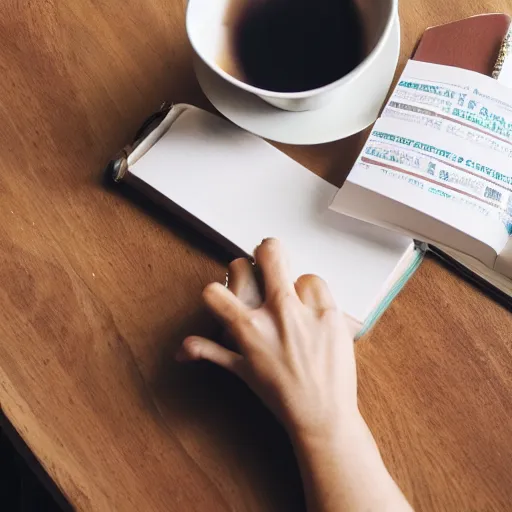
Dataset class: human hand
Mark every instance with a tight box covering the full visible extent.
[176,238,360,440]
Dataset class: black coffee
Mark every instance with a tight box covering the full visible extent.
[224,0,365,93]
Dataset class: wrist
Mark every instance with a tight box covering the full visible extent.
[290,412,385,480]
[288,409,371,451]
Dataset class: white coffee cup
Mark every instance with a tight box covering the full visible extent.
[187,0,398,112]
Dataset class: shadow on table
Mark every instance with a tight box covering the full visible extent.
[0,410,73,512]
[147,301,307,511]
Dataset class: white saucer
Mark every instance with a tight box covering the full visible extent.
[194,17,400,145]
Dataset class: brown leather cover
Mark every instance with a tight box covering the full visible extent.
[413,14,511,76]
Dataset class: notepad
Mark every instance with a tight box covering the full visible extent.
[116,104,421,335]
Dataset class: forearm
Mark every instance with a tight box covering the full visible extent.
[290,414,413,512]
[179,243,412,511]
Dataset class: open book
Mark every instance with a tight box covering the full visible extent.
[109,104,423,337]
[330,60,512,297]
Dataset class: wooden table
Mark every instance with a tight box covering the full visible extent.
[1,1,511,510]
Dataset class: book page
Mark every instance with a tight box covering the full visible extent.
[494,238,512,279]
[383,60,512,160]
[345,61,512,258]
[348,116,511,255]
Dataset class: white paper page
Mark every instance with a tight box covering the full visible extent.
[347,115,511,255]
[384,60,512,149]
[383,60,512,170]
[130,107,413,323]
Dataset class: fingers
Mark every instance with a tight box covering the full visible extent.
[254,238,296,303]
[202,282,250,325]
[228,258,263,309]
[295,274,336,311]
[176,336,243,374]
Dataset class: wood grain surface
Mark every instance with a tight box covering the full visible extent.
[0,1,511,510]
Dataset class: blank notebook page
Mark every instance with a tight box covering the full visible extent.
[130,106,412,323]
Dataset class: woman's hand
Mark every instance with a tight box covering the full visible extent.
[176,238,413,512]
[176,238,359,439]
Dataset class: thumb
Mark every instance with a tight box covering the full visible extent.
[176,336,244,375]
